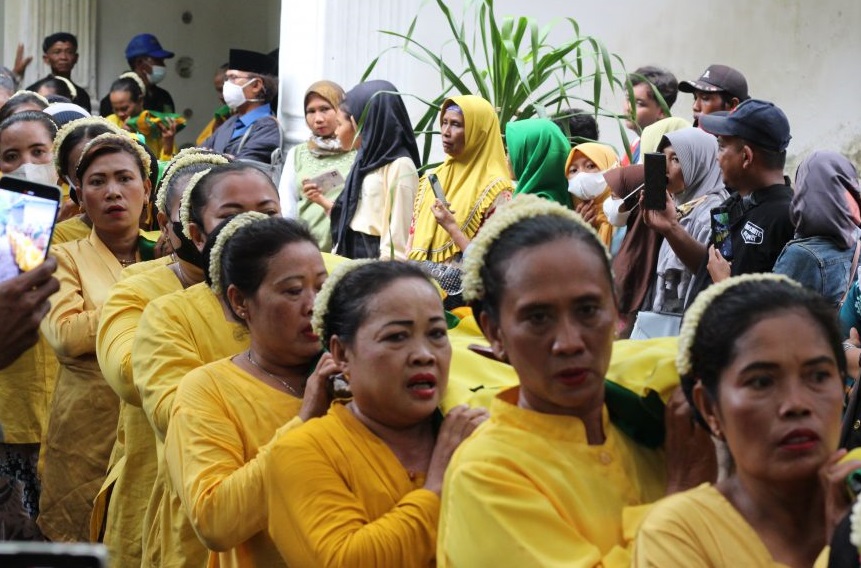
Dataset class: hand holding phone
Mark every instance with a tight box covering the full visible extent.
[643,152,667,211]
[710,206,733,261]
[428,173,449,206]
[306,169,345,193]
[0,175,60,284]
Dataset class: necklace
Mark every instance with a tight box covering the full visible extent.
[246,350,303,397]
[118,258,136,267]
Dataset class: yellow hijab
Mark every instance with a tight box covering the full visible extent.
[565,142,619,247]
[408,95,512,263]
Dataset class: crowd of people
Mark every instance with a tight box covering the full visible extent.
[0,27,861,568]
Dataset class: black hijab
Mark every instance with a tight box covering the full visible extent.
[330,80,420,258]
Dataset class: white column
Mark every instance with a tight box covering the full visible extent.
[277,0,416,148]
[3,0,96,105]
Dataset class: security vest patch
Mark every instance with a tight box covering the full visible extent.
[741,221,764,245]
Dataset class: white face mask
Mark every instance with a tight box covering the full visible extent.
[567,171,608,201]
[7,162,59,187]
[148,65,166,85]
[602,183,644,227]
[222,78,256,110]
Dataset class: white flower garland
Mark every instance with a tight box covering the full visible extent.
[461,193,607,303]
[675,273,800,377]
[207,211,270,295]
[8,90,49,107]
[52,117,124,176]
[310,259,376,338]
[155,150,228,214]
[179,168,213,239]
[52,75,77,99]
[851,487,861,552]
[75,132,152,181]
[118,71,146,96]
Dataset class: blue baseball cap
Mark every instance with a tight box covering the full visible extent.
[699,99,791,152]
[125,33,174,60]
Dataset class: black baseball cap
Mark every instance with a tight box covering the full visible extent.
[699,99,791,152]
[679,64,749,101]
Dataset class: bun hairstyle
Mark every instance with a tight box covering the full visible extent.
[677,273,846,431]
[203,213,317,321]
[461,194,612,325]
[311,260,436,346]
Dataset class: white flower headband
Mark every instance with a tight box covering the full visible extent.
[207,211,270,295]
[52,116,125,176]
[8,90,49,107]
[675,273,800,377]
[461,194,607,302]
[179,168,213,239]
[118,71,146,96]
[310,259,376,338]
[75,132,152,180]
[155,150,228,214]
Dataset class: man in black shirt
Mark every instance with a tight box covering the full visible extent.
[641,99,794,305]
[99,33,175,116]
[25,32,92,110]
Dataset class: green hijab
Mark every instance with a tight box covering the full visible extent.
[506,118,571,205]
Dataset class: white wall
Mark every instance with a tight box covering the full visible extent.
[301,0,861,172]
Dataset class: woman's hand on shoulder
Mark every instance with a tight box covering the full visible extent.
[821,449,861,543]
[664,387,718,495]
[298,353,340,422]
[424,404,489,494]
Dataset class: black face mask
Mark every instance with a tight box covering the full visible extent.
[170,221,204,267]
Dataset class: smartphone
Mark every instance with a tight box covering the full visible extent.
[307,169,345,193]
[428,173,448,205]
[0,175,60,284]
[643,152,667,210]
[710,206,733,261]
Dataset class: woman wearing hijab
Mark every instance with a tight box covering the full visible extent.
[565,142,619,246]
[329,80,420,260]
[505,118,571,205]
[641,127,728,317]
[774,150,861,307]
[408,95,513,264]
[278,80,357,251]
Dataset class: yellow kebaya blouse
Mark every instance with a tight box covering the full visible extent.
[266,402,440,568]
[438,387,666,567]
[0,335,57,444]
[133,282,249,568]
[93,262,183,566]
[166,357,303,568]
[51,215,91,245]
[37,230,131,541]
[634,483,828,568]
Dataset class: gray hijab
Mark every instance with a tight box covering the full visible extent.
[792,150,861,249]
[661,127,724,205]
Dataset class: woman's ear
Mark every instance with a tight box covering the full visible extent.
[329,335,350,377]
[226,284,247,322]
[479,311,507,363]
[188,222,207,252]
[142,177,153,202]
[156,210,168,232]
[692,380,722,438]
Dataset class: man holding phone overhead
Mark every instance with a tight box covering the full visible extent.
[641,99,794,302]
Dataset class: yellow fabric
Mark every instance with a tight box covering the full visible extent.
[52,215,91,245]
[266,402,440,568]
[0,335,57,443]
[565,142,619,247]
[408,95,513,263]
[438,387,666,567]
[37,230,126,542]
[441,316,681,412]
[105,113,175,161]
[633,483,828,567]
[166,358,305,568]
[93,262,183,566]
[133,282,249,568]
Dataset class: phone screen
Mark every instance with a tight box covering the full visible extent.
[710,206,733,261]
[0,177,60,283]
